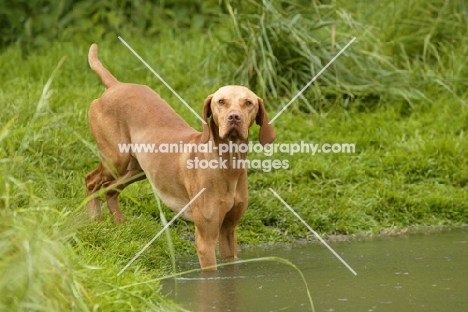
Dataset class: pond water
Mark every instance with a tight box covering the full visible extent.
[162,228,468,311]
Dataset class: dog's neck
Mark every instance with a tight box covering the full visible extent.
[209,119,248,170]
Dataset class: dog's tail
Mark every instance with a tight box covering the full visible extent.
[88,43,119,88]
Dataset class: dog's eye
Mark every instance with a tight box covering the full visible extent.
[246,100,253,106]
[218,99,225,105]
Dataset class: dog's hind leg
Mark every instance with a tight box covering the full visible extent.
[85,163,109,221]
[103,157,145,224]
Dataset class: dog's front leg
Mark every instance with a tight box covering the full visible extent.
[219,200,246,261]
[193,206,220,271]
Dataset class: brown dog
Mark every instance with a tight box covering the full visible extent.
[85,44,276,270]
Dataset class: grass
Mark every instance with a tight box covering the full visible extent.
[1,0,468,309]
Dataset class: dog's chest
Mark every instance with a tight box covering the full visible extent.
[151,184,194,220]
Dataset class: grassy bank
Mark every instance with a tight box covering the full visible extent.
[1,0,468,309]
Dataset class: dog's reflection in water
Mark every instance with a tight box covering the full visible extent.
[164,263,241,311]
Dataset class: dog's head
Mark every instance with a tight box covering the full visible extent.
[201,86,276,145]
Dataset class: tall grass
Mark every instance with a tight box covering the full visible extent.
[0,53,176,310]
[209,0,467,111]
[0,64,90,308]
[0,209,89,311]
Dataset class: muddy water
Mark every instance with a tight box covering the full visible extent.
[162,229,468,311]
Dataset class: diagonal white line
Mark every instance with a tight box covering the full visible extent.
[118,36,206,125]
[268,37,356,124]
[268,188,357,276]
[117,188,206,276]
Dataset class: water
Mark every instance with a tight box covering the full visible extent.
[162,229,468,311]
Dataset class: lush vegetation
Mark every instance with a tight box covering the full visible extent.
[1,0,467,310]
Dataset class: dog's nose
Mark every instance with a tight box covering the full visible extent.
[227,112,242,123]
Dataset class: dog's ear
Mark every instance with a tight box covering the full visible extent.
[201,94,213,143]
[256,97,276,146]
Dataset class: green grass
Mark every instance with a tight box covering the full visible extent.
[1,0,468,309]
